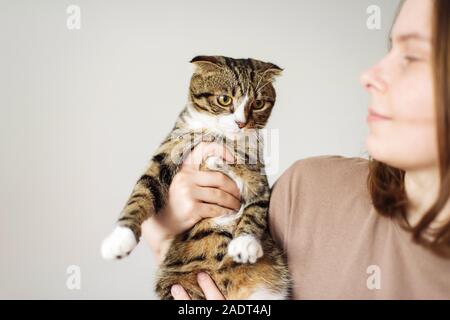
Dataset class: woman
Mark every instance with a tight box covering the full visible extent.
[142,0,450,299]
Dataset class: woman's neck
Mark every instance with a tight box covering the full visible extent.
[404,165,449,227]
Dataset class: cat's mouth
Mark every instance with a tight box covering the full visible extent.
[228,124,256,132]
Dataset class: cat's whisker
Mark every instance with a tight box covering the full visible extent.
[256,81,272,94]
[255,68,275,93]
[254,73,264,94]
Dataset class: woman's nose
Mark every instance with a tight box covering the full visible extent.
[360,64,387,93]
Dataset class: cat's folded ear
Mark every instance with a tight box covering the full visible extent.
[260,62,283,81]
[190,55,224,72]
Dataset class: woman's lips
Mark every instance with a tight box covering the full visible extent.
[367,108,391,122]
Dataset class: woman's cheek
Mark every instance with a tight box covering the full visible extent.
[367,76,437,169]
[393,118,438,169]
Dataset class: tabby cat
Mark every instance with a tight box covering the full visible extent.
[101,55,291,299]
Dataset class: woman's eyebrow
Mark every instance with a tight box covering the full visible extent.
[389,32,431,44]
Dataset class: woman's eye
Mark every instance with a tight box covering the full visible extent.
[254,100,265,110]
[217,95,232,106]
[405,56,417,62]
[402,55,422,64]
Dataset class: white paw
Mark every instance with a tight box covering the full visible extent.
[227,234,263,264]
[204,155,224,170]
[101,226,138,260]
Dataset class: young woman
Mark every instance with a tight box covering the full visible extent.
[142,0,450,299]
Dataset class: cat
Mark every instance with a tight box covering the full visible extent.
[101,55,291,299]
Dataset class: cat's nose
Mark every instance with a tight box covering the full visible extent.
[235,121,246,129]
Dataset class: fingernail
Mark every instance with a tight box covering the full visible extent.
[171,284,181,295]
[197,272,208,281]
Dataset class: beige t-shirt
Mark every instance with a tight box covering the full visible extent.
[268,155,450,299]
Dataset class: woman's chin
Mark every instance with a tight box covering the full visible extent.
[366,134,386,161]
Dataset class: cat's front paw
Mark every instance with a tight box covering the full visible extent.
[204,156,224,170]
[227,234,263,264]
[101,226,138,260]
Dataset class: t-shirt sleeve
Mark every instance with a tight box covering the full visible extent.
[268,161,299,252]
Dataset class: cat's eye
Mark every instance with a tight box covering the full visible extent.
[254,100,265,110]
[217,95,232,106]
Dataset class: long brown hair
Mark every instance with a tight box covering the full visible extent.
[367,0,450,255]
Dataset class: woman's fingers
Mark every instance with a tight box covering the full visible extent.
[197,272,226,300]
[195,203,236,219]
[192,186,241,210]
[171,285,191,300]
[193,171,240,200]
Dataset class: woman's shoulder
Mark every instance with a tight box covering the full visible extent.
[269,155,372,226]
[288,155,369,178]
[274,155,369,194]
[269,155,373,251]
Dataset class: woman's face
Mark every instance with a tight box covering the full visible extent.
[360,0,438,171]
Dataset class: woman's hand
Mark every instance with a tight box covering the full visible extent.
[171,272,225,300]
[142,142,240,261]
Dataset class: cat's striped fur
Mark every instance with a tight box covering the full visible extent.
[101,56,292,299]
